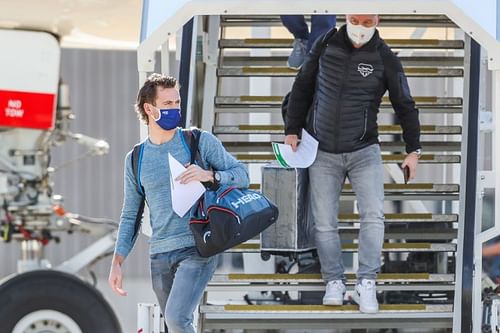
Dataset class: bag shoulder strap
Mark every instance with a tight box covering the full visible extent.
[182,127,203,166]
[130,142,146,243]
[315,27,337,62]
[131,143,145,197]
[321,27,337,48]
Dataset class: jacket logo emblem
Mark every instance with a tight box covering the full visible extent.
[358,63,374,77]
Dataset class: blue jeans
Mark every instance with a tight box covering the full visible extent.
[309,144,385,282]
[280,15,336,51]
[150,247,218,333]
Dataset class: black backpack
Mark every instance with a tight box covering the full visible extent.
[281,27,337,125]
[129,128,203,242]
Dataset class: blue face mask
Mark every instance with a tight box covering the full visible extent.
[153,107,181,130]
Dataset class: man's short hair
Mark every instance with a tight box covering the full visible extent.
[135,73,178,125]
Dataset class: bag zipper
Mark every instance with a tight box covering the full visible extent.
[216,187,236,203]
[207,206,241,224]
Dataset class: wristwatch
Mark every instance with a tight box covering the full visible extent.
[213,171,221,184]
[411,149,422,159]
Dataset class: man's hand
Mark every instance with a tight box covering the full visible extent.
[401,153,419,182]
[176,164,214,184]
[285,135,299,152]
[109,256,127,296]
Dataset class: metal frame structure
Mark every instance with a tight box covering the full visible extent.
[137,1,500,332]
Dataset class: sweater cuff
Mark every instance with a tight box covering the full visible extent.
[285,127,301,136]
[406,144,422,154]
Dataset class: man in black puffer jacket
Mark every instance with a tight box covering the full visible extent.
[285,14,422,313]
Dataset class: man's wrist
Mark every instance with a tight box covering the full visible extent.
[207,170,215,183]
[409,148,422,159]
[112,254,124,266]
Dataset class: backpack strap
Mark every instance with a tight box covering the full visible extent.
[183,128,217,189]
[320,27,337,49]
[130,142,146,244]
[131,143,146,196]
[282,28,337,125]
[188,128,202,165]
[181,128,203,166]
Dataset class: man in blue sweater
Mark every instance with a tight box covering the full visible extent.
[108,73,249,332]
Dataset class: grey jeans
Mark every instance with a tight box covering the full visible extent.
[309,144,385,282]
[150,247,218,333]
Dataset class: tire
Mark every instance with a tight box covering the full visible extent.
[0,270,121,333]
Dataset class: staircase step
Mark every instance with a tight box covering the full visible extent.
[215,95,463,108]
[339,213,458,223]
[233,153,460,164]
[202,304,453,329]
[212,272,454,283]
[220,15,457,27]
[209,273,455,290]
[231,242,456,253]
[220,38,464,49]
[215,106,463,114]
[343,183,459,193]
[224,141,462,153]
[249,183,460,200]
[214,125,462,135]
[218,66,464,78]
[341,227,457,240]
[221,56,464,67]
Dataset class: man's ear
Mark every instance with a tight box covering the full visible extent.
[144,103,155,117]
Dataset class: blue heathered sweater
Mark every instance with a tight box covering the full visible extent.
[114,128,250,258]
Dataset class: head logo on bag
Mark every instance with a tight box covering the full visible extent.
[231,193,262,209]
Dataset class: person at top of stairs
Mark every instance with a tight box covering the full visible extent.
[280,14,336,68]
[284,14,422,314]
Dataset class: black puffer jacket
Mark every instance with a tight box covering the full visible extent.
[285,25,421,154]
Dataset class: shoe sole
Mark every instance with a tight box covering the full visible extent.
[286,63,302,69]
[323,297,344,306]
[352,291,379,314]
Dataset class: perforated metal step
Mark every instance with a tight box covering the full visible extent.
[221,56,464,67]
[220,15,457,27]
[218,66,464,78]
[223,141,462,153]
[233,153,460,164]
[214,124,462,135]
[215,95,463,108]
[220,38,464,49]
[231,241,456,253]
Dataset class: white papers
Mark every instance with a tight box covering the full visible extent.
[168,153,206,217]
[272,129,319,168]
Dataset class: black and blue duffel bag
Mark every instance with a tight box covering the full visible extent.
[190,185,278,257]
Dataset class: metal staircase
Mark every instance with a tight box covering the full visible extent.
[195,14,468,332]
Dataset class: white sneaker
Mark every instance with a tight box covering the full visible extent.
[352,279,379,313]
[322,280,346,305]
[287,38,308,68]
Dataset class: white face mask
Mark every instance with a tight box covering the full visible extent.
[346,21,376,46]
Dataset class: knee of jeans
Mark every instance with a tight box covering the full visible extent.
[165,310,191,331]
[314,223,339,234]
[359,210,384,223]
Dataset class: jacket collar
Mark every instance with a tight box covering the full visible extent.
[336,24,381,51]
